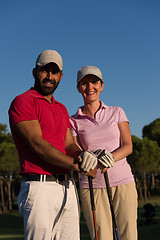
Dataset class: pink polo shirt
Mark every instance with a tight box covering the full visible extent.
[70,102,134,188]
[9,88,71,175]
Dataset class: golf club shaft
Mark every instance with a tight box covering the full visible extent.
[88,176,98,240]
[104,171,119,240]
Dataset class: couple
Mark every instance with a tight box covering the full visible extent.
[9,50,137,240]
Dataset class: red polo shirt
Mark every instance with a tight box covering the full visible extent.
[9,88,71,175]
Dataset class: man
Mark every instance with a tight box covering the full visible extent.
[8,50,97,240]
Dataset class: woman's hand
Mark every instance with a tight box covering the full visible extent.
[98,162,108,173]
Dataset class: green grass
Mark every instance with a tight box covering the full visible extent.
[0,211,24,240]
[80,213,91,240]
[138,196,160,240]
[0,197,160,240]
[80,196,160,240]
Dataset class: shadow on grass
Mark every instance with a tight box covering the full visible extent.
[138,203,160,240]
[0,211,90,240]
[0,203,160,240]
[80,213,91,240]
[0,212,23,234]
[0,211,24,239]
[80,203,160,240]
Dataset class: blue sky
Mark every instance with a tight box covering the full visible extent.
[0,0,160,138]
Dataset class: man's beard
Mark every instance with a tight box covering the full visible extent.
[34,77,60,96]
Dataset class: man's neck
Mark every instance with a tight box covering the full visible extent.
[44,94,53,103]
[33,86,53,103]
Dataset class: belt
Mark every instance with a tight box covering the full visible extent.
[22,173,72,183]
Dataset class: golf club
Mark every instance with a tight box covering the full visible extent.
[88,176,99,240]
[104,171,119,240]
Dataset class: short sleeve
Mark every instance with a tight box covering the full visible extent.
[9,94,38,127]
[69,117,78,137]
[117,107,129,124]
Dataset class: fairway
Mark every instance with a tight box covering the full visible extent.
[0,235,24,239]
[0,199,160,240]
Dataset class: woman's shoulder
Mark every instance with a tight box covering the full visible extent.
[103,104,124,113]
[70,106,84,119]
[103,104,127,121]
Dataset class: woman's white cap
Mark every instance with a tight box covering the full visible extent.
[77,65,103,83]
[36,50,63,71]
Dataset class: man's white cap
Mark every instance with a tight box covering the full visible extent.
[36,50,63,71]
[77,65,103,83]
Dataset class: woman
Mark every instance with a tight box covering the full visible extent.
[70,65,137,240]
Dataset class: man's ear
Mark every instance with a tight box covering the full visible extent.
[32,68,36,79]
[77,84,81,93]
[60,72,63,81]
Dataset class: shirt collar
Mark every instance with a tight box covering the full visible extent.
[76,101,107,117]
[28,87,56,103]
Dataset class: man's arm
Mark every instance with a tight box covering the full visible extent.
[15,120,80,172]
[65,128,83,159]
[67,132,97,178]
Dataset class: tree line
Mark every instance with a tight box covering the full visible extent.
[0,124,19,212]
[128,118,160,201]
[0,119,160,212]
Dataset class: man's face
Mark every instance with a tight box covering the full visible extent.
[33,63,63,96]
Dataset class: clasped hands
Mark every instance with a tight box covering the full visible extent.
[75,149,114,177]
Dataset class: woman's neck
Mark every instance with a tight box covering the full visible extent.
[82,100,101,119]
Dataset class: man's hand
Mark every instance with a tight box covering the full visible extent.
[93,149,114,168]
[77,151,98,172]
[82,167,97,178]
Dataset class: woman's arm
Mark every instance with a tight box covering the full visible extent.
[100,121,133,173]
[112,121,133,161]
[65,128,83,159]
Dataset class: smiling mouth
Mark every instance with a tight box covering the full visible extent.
[87,91,95,95]
[43,79,56,87]
[44,82,53,86]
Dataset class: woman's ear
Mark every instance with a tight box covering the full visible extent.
[101,82,104,92]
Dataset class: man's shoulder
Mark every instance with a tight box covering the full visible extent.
[9,89,36,112]
[13,89,33,102]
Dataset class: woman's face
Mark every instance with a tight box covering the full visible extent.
[78,74,104,104]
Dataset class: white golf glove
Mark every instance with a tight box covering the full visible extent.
[93,149,114,168]
[77,151,98,172]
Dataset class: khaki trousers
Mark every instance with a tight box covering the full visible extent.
[80,181,137,240]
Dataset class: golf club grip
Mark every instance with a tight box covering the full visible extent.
[104,172,119,240]
[88,176,95,210]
